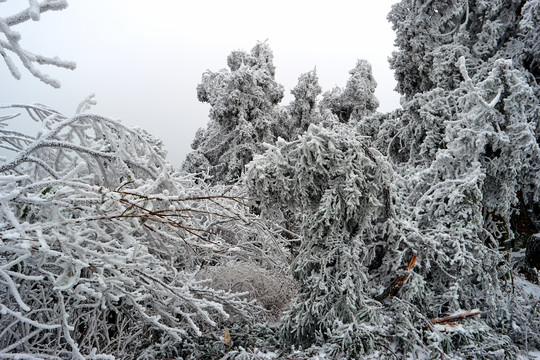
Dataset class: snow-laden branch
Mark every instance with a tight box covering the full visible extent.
[0,103,290,358]
[0,105,165,182]
[0,0,75,87]
[458,56,504,108]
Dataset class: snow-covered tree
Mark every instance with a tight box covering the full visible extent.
[370,2,540,353]
[3,0,540,358]
[287,68,323,137]
[453,58,539,226]
[0,0,76,88]
[182,42,286,184]
[246,125,412,356]
[244,9,540,354]
[518,0,540,85]
[384,0,540,250]
[388,0,540,99]
[382,3,540,244]
[0,6,294,357]
[320,60,379,123]
[0,102,291,359]
[247,63,540,357]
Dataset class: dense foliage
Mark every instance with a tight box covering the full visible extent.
[2,1,540,359]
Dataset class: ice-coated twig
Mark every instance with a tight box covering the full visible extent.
[0,304,60,330]
[458,56,505,109]
[75,94,97,114]
[0,0,75,87]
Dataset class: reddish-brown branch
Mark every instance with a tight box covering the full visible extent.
[375,254,417,302]
[430,309,481,325]
[110,188,248,204]
[118,196,243,221]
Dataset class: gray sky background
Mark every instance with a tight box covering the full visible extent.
[1,1,401,168]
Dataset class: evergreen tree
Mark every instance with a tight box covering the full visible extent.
[385,0,540,247]
[244,2,540,356]
[357,0,540,355]
[182,42,285,184]
[320,59,379,123]
[404,59,540,352]
[246,125,411,356]
[287,68,323,138]
[388,0,540,99]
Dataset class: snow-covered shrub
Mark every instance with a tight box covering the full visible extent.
[0,102,289,359]
[196,262,295,323]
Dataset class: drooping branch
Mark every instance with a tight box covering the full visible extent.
[0,101,292,358]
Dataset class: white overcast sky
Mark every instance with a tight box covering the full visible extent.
[1,1,401,168]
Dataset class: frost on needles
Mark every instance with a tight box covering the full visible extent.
[2,0,540,359]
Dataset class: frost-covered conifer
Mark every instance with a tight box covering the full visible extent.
[388,0,540,99]
[287,68,323,138]
[453,58,539,224]
[372,10,540,354]
[320,59,379,122]
[386,0,540,243]
[238,2,540,356]
[246,125,416,356]
[182,42,286,184]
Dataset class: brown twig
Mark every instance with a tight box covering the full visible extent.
[375,254,417,302]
